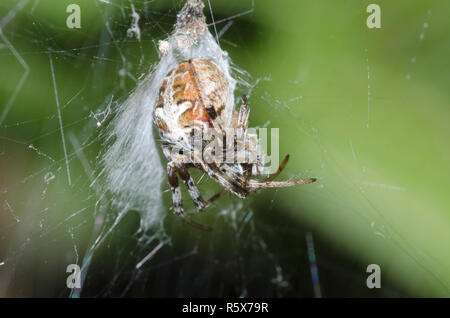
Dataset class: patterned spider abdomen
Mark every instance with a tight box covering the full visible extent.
[154,58,230,134]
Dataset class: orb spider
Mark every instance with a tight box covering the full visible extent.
[153,58,316,230]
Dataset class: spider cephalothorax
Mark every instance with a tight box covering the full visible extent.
[153,58,316,230]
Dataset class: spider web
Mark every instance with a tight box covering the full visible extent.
[0,0,449,297]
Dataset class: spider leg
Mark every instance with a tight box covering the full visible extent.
[248,178,316,190]
[191,151,249,199]
[200,155,314,208]
[205,105,224,134]
[238,95,250,130]
[202,154,289,208]
[265,154,290,182]
[201,176,315,210]
[249,154,316,189]
[177,165,207,211]
[167,162,212,231]
[199,188,227,211]
[199,163,249,211]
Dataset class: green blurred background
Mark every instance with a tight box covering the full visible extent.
[0,0,449,297]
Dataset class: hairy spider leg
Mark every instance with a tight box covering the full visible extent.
[247,154,316,189]
[237,95,250,129]
[199,155,316,210]
[167,161,212,231]
[265,154,290,182]
[196,163,252,212]
[177,165,206,210]
[190,150,249,199]
[248,178,316,189]
[200,155,291,210]
[200,188,227,211]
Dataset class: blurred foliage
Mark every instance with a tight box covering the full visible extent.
[0,0,449,297]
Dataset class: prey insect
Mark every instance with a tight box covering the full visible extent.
[153,58,316,230]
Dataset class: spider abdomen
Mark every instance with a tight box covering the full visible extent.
[154,58,230,133]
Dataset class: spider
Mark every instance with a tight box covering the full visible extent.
[153,58,316,230]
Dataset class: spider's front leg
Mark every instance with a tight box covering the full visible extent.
[167,162,212,231]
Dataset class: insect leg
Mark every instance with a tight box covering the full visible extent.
[167,162,212,231]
